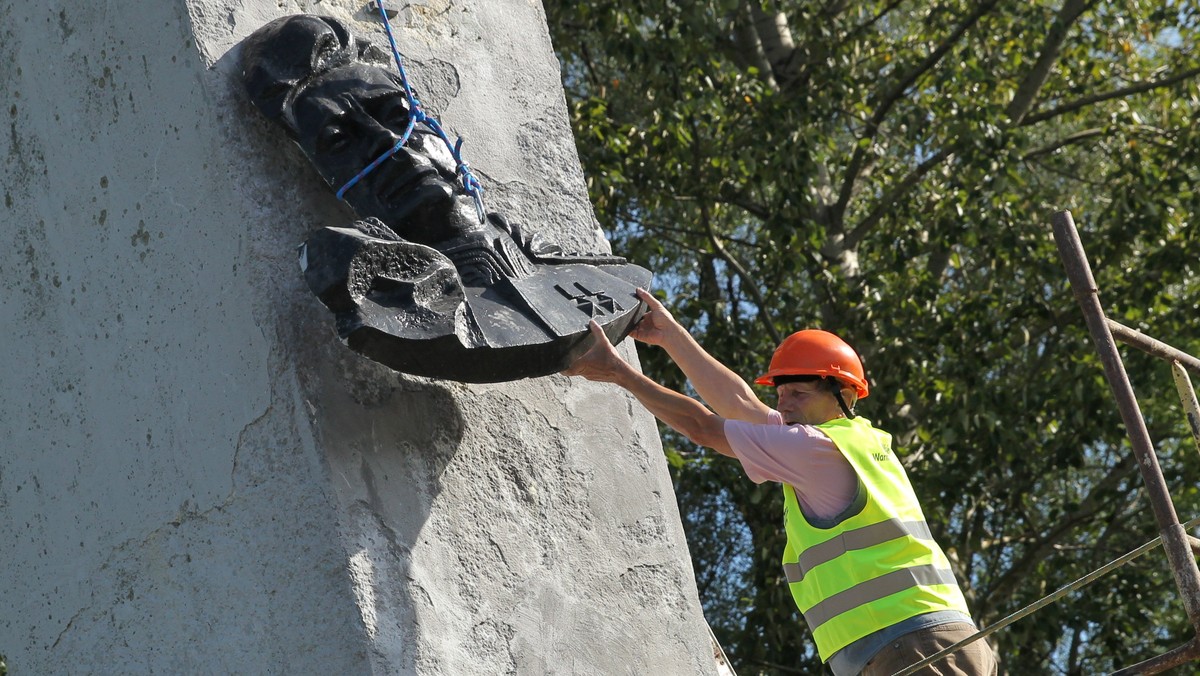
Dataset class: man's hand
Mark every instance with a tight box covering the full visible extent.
[625,287,773,424]
[561,320,632,384]
[563,318,735,456]
[629,288,681,347]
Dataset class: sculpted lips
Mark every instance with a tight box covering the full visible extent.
[380,165,439,204]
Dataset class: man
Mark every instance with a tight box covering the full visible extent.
[564,289,997,675]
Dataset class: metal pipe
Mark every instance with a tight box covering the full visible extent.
[1107,319,1200,377]
[1050,210,1200,630]
[1173,361,1200,459]
[1111,637,1200,676]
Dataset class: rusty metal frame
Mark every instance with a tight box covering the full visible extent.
[1052,209,1200,675]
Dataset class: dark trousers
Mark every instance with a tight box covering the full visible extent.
[860,622,998,676]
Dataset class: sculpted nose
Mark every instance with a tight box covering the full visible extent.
[355,113,402,158]
[337,98,398,158]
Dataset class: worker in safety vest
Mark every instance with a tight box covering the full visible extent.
[564,288,998,676]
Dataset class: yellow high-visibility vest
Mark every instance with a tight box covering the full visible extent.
[782,416,970,661]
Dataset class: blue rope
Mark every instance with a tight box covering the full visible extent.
[335,0,486,223]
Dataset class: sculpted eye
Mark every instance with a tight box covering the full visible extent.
[378,97,410,130]
[257,80,291,104]
[316,123,350,154]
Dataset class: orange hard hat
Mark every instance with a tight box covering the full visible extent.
[754,329,870,399]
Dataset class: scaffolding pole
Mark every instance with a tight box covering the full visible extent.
[1106,319,1200,378]
[1051,210,1200,673]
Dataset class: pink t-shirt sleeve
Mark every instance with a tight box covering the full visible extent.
[723,411,859,521]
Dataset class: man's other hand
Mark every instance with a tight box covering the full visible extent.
[562,320,630,384]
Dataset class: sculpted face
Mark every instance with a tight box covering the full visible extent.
[289,64,484,246]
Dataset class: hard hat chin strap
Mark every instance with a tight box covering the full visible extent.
[825,377,856,419]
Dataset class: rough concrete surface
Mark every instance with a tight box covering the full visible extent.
[0,0,715,673]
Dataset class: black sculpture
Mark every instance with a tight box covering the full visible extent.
[239,14,650,382]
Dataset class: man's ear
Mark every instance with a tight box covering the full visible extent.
[841,386,858,409]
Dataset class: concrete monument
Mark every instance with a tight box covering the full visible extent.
[0,1,715,673]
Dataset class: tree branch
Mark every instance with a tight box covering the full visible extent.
[706,219,783,346]
[1021,65,1200,126]
[716,193,771,221]
[843,0,907,46]
[983,450,1139,604]
[747,0,797,86]
[733,0,778,88]
[844,147,954,250]
[834,0,1001,226]
[849,71,1180,246]
[689,118,783,346]
[1020,127,1105,161]
[1005,0,1095,124]
[667,191,772,224]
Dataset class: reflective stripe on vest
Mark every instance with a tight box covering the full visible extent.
[782,518,934,584]
[801,564,958,629]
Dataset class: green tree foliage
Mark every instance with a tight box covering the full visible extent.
[546,1,1200,672]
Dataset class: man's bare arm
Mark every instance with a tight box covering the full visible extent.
[563,320,735,457]
[630,288,772,424]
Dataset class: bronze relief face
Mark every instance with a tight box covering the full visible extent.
[289,65,481,248]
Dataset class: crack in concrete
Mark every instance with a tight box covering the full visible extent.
[50,597,91,650]
[230,401,274,500]
[43,386,275,654]
[46,408,268,653]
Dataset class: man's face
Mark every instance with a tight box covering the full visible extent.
[775,380,844,425]
[289,64,481,245]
